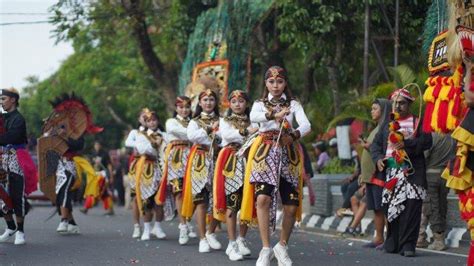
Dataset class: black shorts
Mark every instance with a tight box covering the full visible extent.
[170,178,183,194]
[226,188,243,213]
[366,183,383,211]
[193,187,209,205]
[255,178,299,206]
[142,194,156,212]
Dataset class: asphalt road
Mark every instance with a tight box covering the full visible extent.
[0,205,467,266]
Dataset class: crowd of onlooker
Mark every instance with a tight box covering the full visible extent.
[310,96,455,252]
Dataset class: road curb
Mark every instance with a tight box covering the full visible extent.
[278,211,470,250]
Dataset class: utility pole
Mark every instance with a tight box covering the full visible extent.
[394,0,399,67]
[363,0,370,95]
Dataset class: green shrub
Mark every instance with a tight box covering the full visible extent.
[321,158,354,174]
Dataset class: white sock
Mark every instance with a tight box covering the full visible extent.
[229,240,236,245]
[134,223,140,228]
[262,247,271,250]
[154,222,161,229]
[143,222,151,231]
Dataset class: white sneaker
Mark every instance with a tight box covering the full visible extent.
[199,238,211,253]
[273,242,292,266]
[237,236,251,256]
[67,224,80,234]
[178,224,189,245]
[56,221,68,233]
[226,242,233,255]
[141,227,151,241]
[132,224,141,239]
[151,223,166,239]
[227,242,243,261]
[0,229,16,242]
[256,247,273,266]
[14,231,25,245]
[205,232,222,250]
[187,223,197,238]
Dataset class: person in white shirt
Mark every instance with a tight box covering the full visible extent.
[241,66,311,266]
[182,89,222,253]
[158,96,197,245]
[126,110,166,241]
[124,109,147,239]
[213,90,258,261]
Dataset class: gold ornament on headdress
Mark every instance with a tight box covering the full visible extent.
[141,107,151,114]
[143,109,157,121]
[229,90,245,100]
[199,89,214,99]
[270,68,280,79]
[176,97,191,107]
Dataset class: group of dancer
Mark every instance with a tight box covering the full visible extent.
[123,65,311,265]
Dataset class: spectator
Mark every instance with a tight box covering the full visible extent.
[336,146,361,217]
[416,133,455,250]
[344,99,391,241]
[300,144,316,206]
[91,140,114,186]
[312,141,330,173]
[111,150,126,206]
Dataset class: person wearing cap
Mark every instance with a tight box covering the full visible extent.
[0,88,37,245]
[182,88,222,253]
[370,88,432,257]
[240,66,311,266]
[328,138,338,158]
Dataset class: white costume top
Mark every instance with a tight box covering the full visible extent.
[125,128,164,157]
[187,113,218,146]
[250,93,311,136]
[218,116,257,147]
[165,115,189,142]
[125,126,145,149]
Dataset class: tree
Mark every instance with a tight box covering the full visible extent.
[50,0,215,111]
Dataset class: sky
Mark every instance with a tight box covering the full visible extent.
[0,0,73,90]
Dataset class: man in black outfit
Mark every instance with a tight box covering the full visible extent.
[0,88,30,245]
[371,88,432,257]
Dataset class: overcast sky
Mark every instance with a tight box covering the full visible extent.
[0,0,73,90]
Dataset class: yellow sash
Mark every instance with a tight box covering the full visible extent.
[181,145,198,220]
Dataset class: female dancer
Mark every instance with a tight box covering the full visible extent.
[125,109,147,238]
[126,110,166,241]
[213,90,257,261]
[241,66,311,266]
[159,96,196,245]
[182,89,222,253]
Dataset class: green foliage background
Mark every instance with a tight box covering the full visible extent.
[18,0,433,151]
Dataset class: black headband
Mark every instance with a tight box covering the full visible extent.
[0,89,19,99]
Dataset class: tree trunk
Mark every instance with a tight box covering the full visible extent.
[124,0,176,112]
[301,52,318,103]
[254,9,286,68]
[327,32,342,116]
